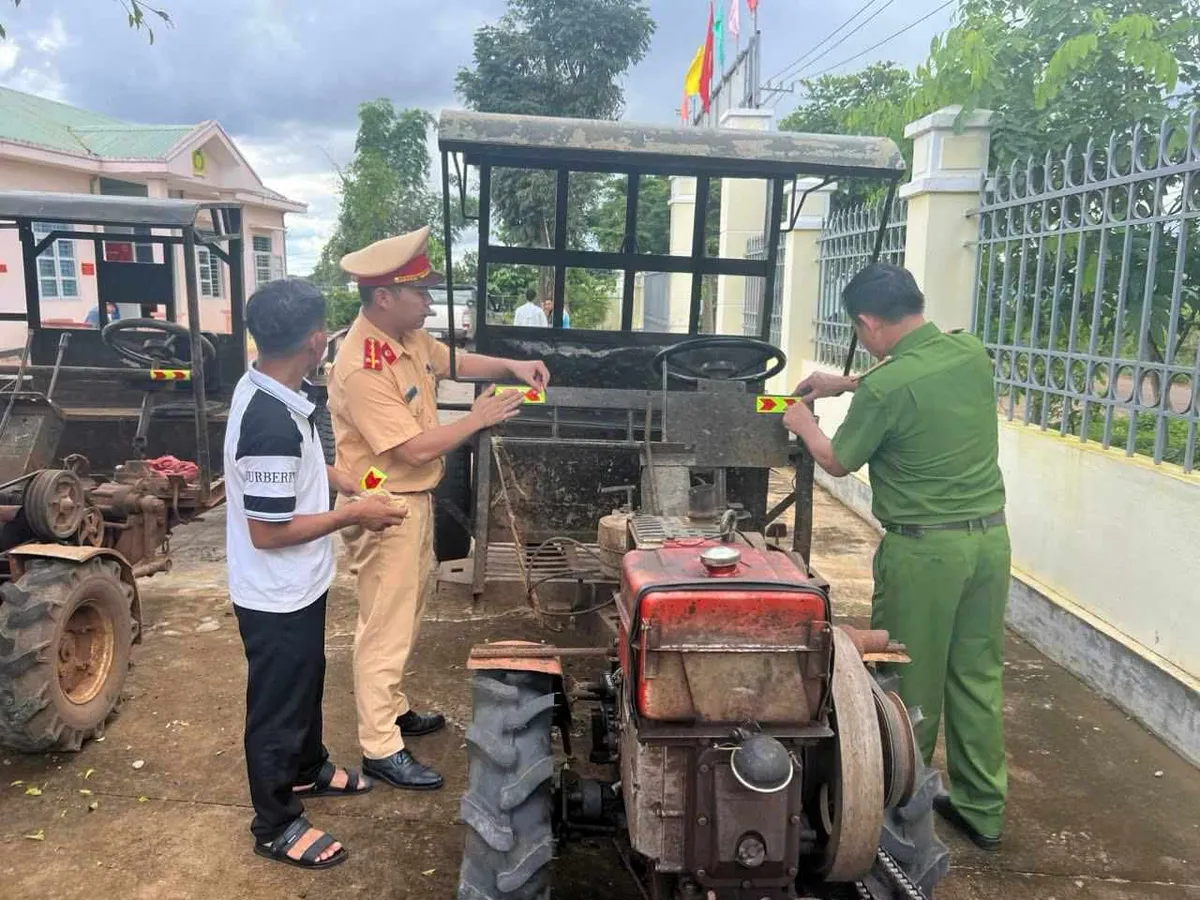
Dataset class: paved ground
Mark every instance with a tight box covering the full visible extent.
[0,479,1198,898]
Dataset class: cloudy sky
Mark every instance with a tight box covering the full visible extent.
[0,0,954,274]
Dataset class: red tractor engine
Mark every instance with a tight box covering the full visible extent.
[615,540,834,893]
[459,526,949,900]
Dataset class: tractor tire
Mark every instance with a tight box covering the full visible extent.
[313,401,336,467]
[435,445,473,563]
[311,400,338,509]
[0,558,135,753]
[458,670,557,900]
[866,671,950,898]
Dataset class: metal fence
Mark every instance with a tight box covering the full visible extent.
[974,111,1200,472]
[815,196,908,371]
[743,234,783,345]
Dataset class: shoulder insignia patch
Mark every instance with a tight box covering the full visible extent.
[363,338,382,371]
[857,355,893,380]
[379,342,397,365]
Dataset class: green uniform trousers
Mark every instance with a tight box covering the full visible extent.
[870,524,1011,837]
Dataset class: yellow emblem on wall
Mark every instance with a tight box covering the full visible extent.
[191,149,207,176]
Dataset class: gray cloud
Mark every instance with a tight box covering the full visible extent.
[1,0,953,273]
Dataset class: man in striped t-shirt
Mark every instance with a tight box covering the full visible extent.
[225,278,406,870]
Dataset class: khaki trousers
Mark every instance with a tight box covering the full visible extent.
[340,492,436,759]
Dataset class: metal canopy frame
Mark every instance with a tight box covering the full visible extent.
[0,190,249,503]
[436,110,906,379]
[434,111,908,589]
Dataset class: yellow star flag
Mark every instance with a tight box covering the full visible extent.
[684,45,704,96]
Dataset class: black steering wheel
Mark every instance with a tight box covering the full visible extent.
[651,336,787,385]
[102,318,216,370]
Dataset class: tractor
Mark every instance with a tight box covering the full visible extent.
[0,191,245,752]
[430,111,950,898]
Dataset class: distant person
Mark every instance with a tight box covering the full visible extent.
[85,301,120,327]
[513,288,548,327]
[227,277,407,870]
[540,296,569,328]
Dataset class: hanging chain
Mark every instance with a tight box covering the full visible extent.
[852,848,928,900]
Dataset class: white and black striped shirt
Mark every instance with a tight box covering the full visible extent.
[224,367,333,613]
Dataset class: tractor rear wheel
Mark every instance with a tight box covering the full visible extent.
[0,558,134,752]
[866,671,950,898]
[458,669,557,900]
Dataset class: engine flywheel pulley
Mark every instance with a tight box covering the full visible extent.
[24,469,86,541]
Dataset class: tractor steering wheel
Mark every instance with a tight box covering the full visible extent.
[102,318,216,370]
[651,336,787,385]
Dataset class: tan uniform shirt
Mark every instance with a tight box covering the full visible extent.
[327,314,452,493]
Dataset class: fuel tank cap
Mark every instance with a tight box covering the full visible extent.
[700,545,741,572]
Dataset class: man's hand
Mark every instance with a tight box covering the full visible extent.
[352,493,408,532]
[508,359,550,391]
[793,371,858,401]
[782,399,817,436]
[470,386,525,428]
[327,466,358,497]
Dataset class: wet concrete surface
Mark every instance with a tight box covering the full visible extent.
[0,477,1197,899]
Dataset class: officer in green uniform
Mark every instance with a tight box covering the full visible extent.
[783,263,1009,850]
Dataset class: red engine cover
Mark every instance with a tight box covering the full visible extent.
[617,541,830,724]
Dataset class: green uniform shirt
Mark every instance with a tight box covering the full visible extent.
[831,321,1005,526]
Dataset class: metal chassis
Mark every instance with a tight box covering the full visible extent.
[0,196,249,504]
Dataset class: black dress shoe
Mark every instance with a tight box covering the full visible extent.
[397,709,446,736]
[361,750,444,791]
[934,794,1001,851]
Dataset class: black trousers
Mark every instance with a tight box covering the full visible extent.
[235,593,330,843]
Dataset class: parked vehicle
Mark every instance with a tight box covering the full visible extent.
[425,287,474,344]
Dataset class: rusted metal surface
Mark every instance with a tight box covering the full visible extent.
[837,626,896,656]
[0,395,64,484]
[821,628,885,882]
[621,724,689,871]
[465,641,567,676]
[6,543,142,637]
[468,644,609,661]
[618,540,832,724]
[874,682,918,810]
[438,110,906,179]
[689,743,805,893]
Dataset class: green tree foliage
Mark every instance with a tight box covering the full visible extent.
[778,63,913,206]
[906,0,1198,165]
[780,2,1197,181]
[2,0,170,40]
[311,102,441,291]
[589,175,671,256]
[456,0,655,328]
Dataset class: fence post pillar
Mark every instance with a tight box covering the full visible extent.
[899,105,993,331]
[716,107,774,335]
[768,179,838,394]
[667,175,696,332]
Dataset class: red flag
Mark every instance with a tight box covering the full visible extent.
[746,0,758,10]
[700,1,715,113]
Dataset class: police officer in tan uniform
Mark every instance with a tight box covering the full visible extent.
[328,226,549,790]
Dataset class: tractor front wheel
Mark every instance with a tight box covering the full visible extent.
[0,558,135,752]
[457,669,557,900]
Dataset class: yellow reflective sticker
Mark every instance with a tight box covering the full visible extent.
[495,385,546,404]
[755,395,799,414]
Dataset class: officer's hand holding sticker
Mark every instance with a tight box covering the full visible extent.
[352,492,409,532]
[471,385,525,428]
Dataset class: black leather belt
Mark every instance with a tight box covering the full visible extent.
[883,510,1006,538]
